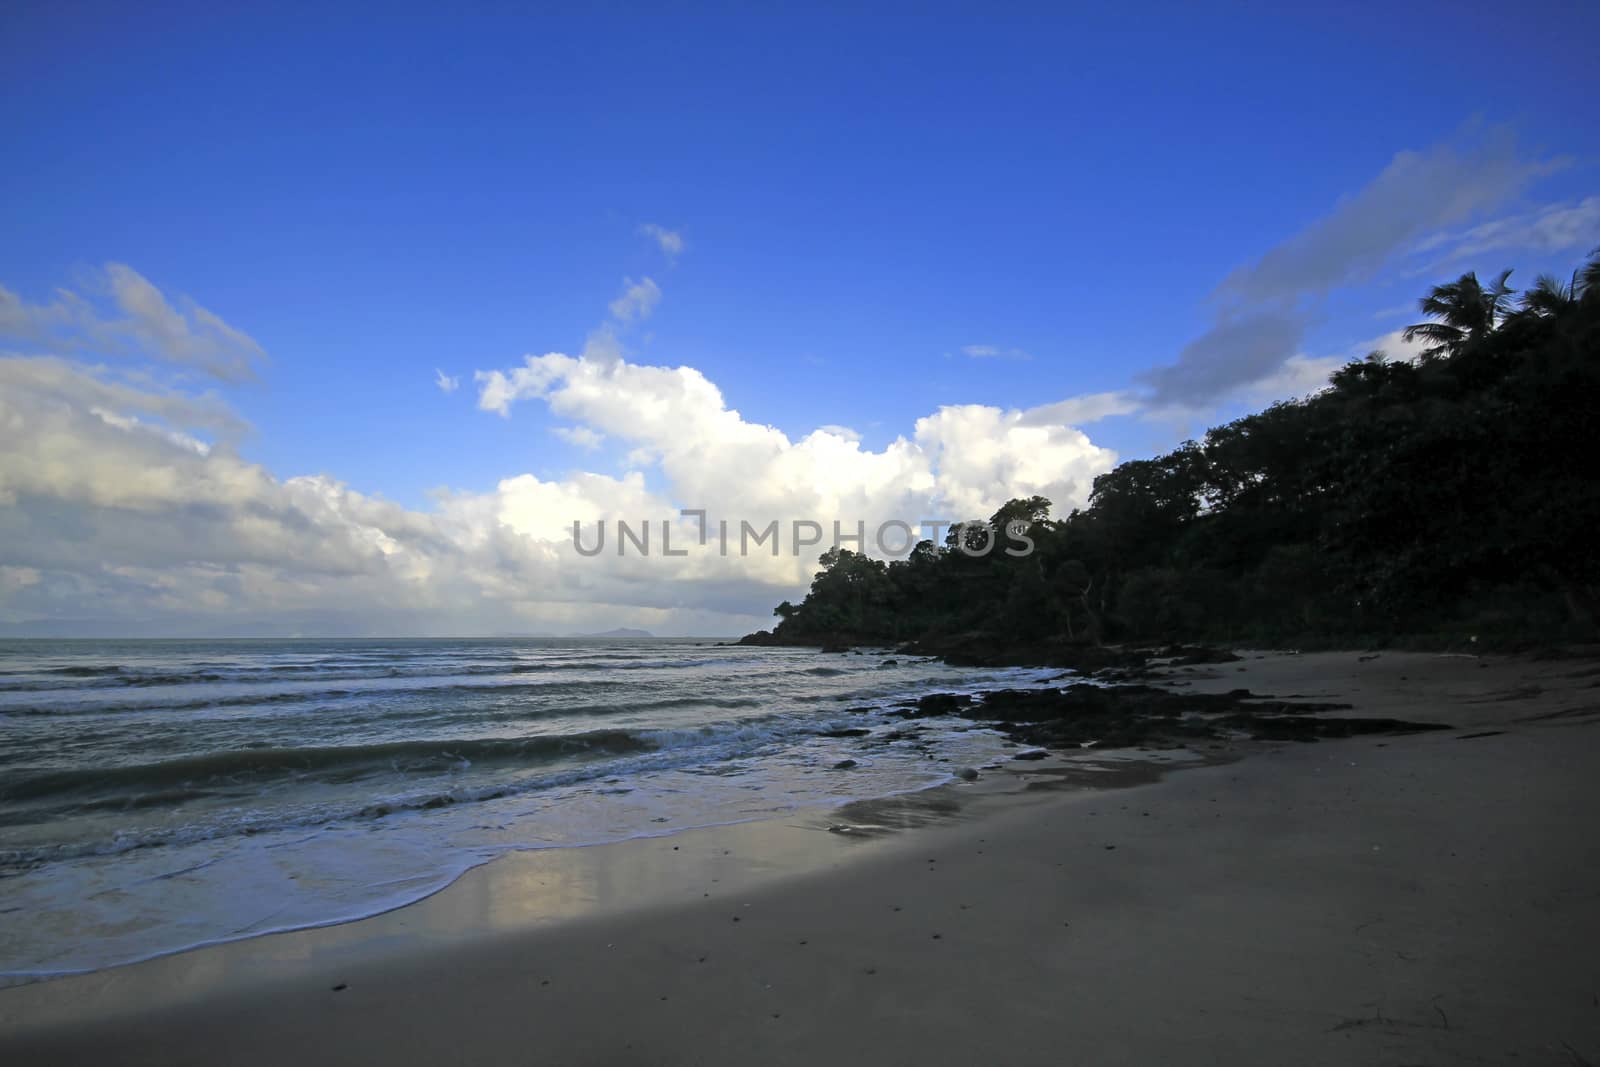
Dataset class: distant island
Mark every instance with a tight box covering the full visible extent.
[746,251,1600,660]
[575,628,656,639]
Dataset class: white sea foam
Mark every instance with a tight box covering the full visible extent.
[0,638,1064,980]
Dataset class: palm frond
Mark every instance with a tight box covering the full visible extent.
[1402,321,1463,344]
[1512,273,1578,322]
[1579,251,1600,301]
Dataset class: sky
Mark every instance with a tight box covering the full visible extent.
[1,1,1597,636]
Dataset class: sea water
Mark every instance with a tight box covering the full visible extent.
[0,638,1061,980]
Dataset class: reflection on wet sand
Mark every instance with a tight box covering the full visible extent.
[0,747,1205,1030]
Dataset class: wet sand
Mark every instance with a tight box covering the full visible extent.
[3,650,1598,1064]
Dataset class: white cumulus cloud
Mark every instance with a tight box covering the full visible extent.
[472,344,1115,532]
[1,267,1120,636]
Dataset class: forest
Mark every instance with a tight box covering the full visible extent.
[752,251,1600,651]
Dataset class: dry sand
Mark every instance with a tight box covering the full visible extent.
[3,649,1598,1065]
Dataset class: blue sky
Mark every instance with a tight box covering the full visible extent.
[1,2,1597,634]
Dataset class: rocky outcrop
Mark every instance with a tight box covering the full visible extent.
[875,683,1447,750]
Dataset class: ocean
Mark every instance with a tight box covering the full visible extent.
[0,638,1061,981]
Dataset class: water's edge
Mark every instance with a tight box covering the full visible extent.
[0,737,1224,1032]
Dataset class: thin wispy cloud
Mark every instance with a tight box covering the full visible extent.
[1371,303,1416,321]
[1233,326,1433,408]
[0,264,266,383]
[1140,311,1307,404]
[434,368,460,393]
[1411,195,1600,267]
[961,344,1033,361]
[608,277,662,323]
[551,425,604,450]
[1216,125,1561,306]
[1141,124,1563,406]
[1018,391,1141,427]
[638,223,685,262]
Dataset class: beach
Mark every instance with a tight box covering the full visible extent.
[4,649,1598,1064]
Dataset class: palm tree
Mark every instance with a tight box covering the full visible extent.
[1402,268,1515,360]
[1512,272,1580,322]
[1509,248,1600,323]
[1580,246,1600,305]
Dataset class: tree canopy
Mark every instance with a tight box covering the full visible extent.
[758,249,1600,649]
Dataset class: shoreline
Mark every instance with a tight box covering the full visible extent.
[0,649,1066,983]
[0,739,1212,1028]
[5,649,1599,1063]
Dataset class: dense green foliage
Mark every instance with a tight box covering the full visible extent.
[762,253,1600,648]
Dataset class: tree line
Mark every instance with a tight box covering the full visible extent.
[758,251,1600,649]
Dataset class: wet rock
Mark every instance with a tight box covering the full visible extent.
[896,635,1156,673]
[924,683,1443,752]
[912,692,973,717]
[831,758,858,770]
[1224,714,1451,742]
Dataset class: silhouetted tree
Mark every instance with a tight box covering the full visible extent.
[762,251,1600,648]
[1403,268,1515,360]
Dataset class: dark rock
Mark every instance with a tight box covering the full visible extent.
[819,727,872,738]
[917,682,1443,752]
[831,759,858,770]
[1220,714,1450,742]
[910,692,973,717]
[896,634,1158,673]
